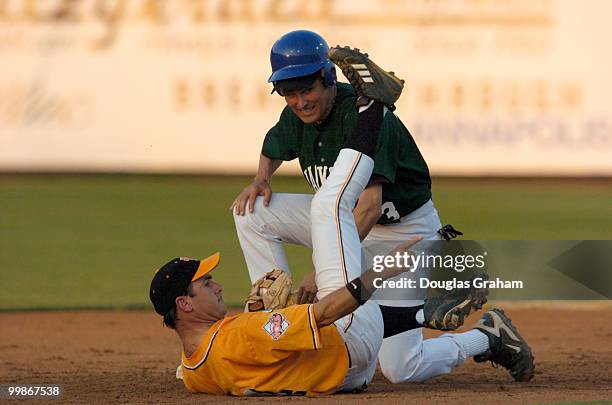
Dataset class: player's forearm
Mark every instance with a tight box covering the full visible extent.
[313,287,359,328]
[353,184,382,241]
[255,153,282,183]
[354,207,381,241]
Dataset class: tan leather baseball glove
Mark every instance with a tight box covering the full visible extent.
[245,269,297,312]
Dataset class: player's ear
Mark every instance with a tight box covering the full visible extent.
[175,296,192,313]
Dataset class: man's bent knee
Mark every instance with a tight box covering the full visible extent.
[233,197,266,224]
[380,361,421,384]
[310,191,335,223]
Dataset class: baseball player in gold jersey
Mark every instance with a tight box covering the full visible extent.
[150,78,534,394]
[149,145,420,395]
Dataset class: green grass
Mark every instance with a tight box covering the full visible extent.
[1,175,611,310]
[433,179,612,239]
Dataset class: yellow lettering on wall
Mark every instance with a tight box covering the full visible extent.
[91,0,127,49]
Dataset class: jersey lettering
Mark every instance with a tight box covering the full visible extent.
[315,165,328,188]
[381,201,401,221]
[303,166,316,189]
[303,165,332,191]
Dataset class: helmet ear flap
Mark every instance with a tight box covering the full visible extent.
[322,65,336,87]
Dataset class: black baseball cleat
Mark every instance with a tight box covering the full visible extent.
[473,308,535,382]
[328,46,404,110]
[423,272,489,331]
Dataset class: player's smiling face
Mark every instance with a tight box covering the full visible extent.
[283,79,336,124]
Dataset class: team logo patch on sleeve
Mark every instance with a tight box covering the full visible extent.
[263,313,290,340]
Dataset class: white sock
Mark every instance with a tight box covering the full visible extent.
[416,309,425,325]
[446,329,490,358]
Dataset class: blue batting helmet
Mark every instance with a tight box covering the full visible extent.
[268,30,336,87]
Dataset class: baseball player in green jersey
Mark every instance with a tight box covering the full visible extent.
[231,30,534,383]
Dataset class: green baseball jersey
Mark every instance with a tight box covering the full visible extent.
[262,83,432,225]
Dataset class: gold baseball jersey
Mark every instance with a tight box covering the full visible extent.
[181,304,349,396]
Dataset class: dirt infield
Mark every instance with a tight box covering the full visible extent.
[1,307,611,404]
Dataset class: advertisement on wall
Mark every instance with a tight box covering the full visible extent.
[1,0,610,175]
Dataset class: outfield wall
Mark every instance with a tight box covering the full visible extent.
[1,0,611,175]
